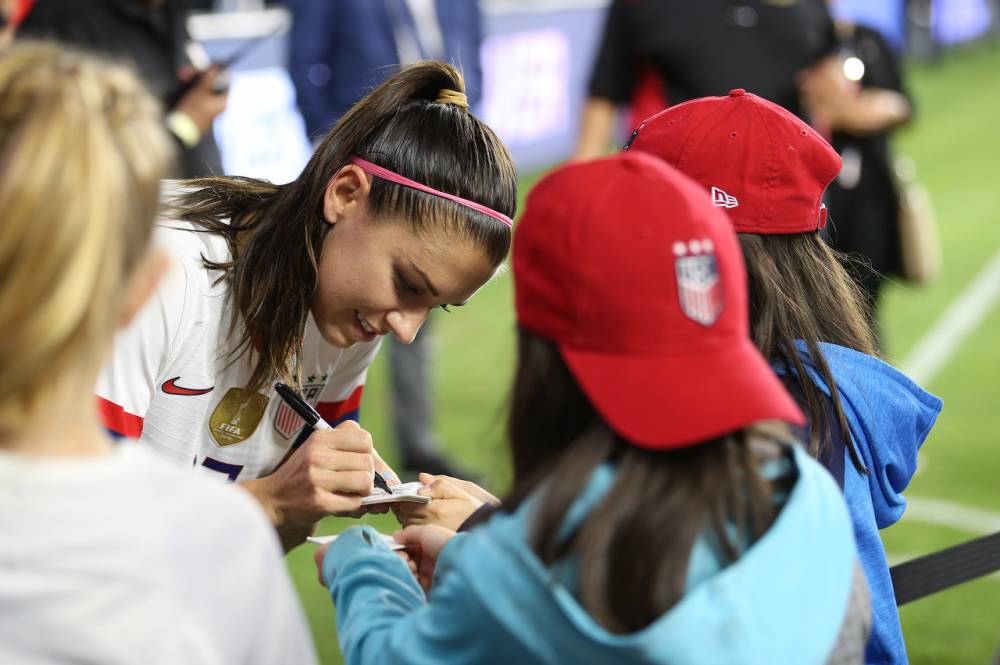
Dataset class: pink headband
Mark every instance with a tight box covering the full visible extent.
[349,156,513,228]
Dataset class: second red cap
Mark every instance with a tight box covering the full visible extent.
[627,89,841,235]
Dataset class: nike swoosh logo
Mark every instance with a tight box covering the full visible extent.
[161,377,214,396]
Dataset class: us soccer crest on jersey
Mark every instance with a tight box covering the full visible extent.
[674,238,723,326]
[274,376,328,439]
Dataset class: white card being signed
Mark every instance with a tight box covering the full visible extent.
[307,533,405,551]
[360,481,430,506]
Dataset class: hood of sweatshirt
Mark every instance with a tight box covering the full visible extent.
[445,445,858,665]
[794,342,942,529]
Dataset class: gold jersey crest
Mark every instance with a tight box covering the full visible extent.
[209,388,270,446]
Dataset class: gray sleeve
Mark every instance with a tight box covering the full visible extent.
[825,561,873,665]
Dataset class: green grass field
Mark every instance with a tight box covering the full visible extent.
[287,43,1000,664]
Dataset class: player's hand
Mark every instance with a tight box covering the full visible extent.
[174,64,229,134]
[360,448,402,516]
[394,474,494,531]
[243,420,376,530]
[393,525,456,591]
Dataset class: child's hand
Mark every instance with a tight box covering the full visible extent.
[394,476,486,531]
[418,473,500,506]
[313,530,417,589]
[394,525,456,591]
[314,542,332,587]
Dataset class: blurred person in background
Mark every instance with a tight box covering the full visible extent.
[0,42,316,665]
[799,19,914,339]
[0,0,33,45]
[287,0,485,480]
[17,0,228,178]
[575,0,837,159]
[315,152,870,665]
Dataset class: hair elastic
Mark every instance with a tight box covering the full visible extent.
[349,156,513,228]
[435,89,468,108]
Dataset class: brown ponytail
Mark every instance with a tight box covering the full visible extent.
[170,61,517,395]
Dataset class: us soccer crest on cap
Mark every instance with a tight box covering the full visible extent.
[673,239,722,326]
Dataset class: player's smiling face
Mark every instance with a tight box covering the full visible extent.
[312,170,494,349]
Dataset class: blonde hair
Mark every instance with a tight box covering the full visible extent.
[0,42,173,432]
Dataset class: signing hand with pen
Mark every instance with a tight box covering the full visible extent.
[243,420,399,534]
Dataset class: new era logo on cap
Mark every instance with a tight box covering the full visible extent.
[711,186,739,209]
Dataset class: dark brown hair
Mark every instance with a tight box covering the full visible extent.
[167,61,517,394]
[738,233,878,472]
[504,331,791,633]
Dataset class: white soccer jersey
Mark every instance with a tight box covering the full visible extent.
[95,203,381,482]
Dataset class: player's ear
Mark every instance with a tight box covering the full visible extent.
[119,249,170,327]
[323,164,370,226]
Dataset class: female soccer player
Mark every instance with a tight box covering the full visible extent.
[95,61,517,550]
[315,153,870,664]
[0,43,316,663]
[627,89,941,665]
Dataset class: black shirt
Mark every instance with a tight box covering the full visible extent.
[589,0,837,117]
[825,25,910,279]
[18,0,223,178]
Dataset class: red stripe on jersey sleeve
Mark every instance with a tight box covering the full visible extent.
[317,385,364,423]
[96,396,144,438]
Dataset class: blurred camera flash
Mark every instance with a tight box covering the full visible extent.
[843,56,865,82]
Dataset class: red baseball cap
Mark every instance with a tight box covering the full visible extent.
[626,89,841,235]
[513,152,805,450]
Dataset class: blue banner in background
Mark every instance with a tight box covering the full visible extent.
[830,0,995,50]
[831,0,907,49]
[933,0,994,44]
[478,5,605,172]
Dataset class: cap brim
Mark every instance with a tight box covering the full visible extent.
[560,338,805,450]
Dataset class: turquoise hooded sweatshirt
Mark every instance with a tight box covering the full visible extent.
[322,445,862,665]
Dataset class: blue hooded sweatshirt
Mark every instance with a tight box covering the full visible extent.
[787,342,943,665]
[322,445,863,665]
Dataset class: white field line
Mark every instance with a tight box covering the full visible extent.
[899,247,1000,478]
[900,248,1000,386]
[891,496,1000,573]
[903,495,1000,535]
